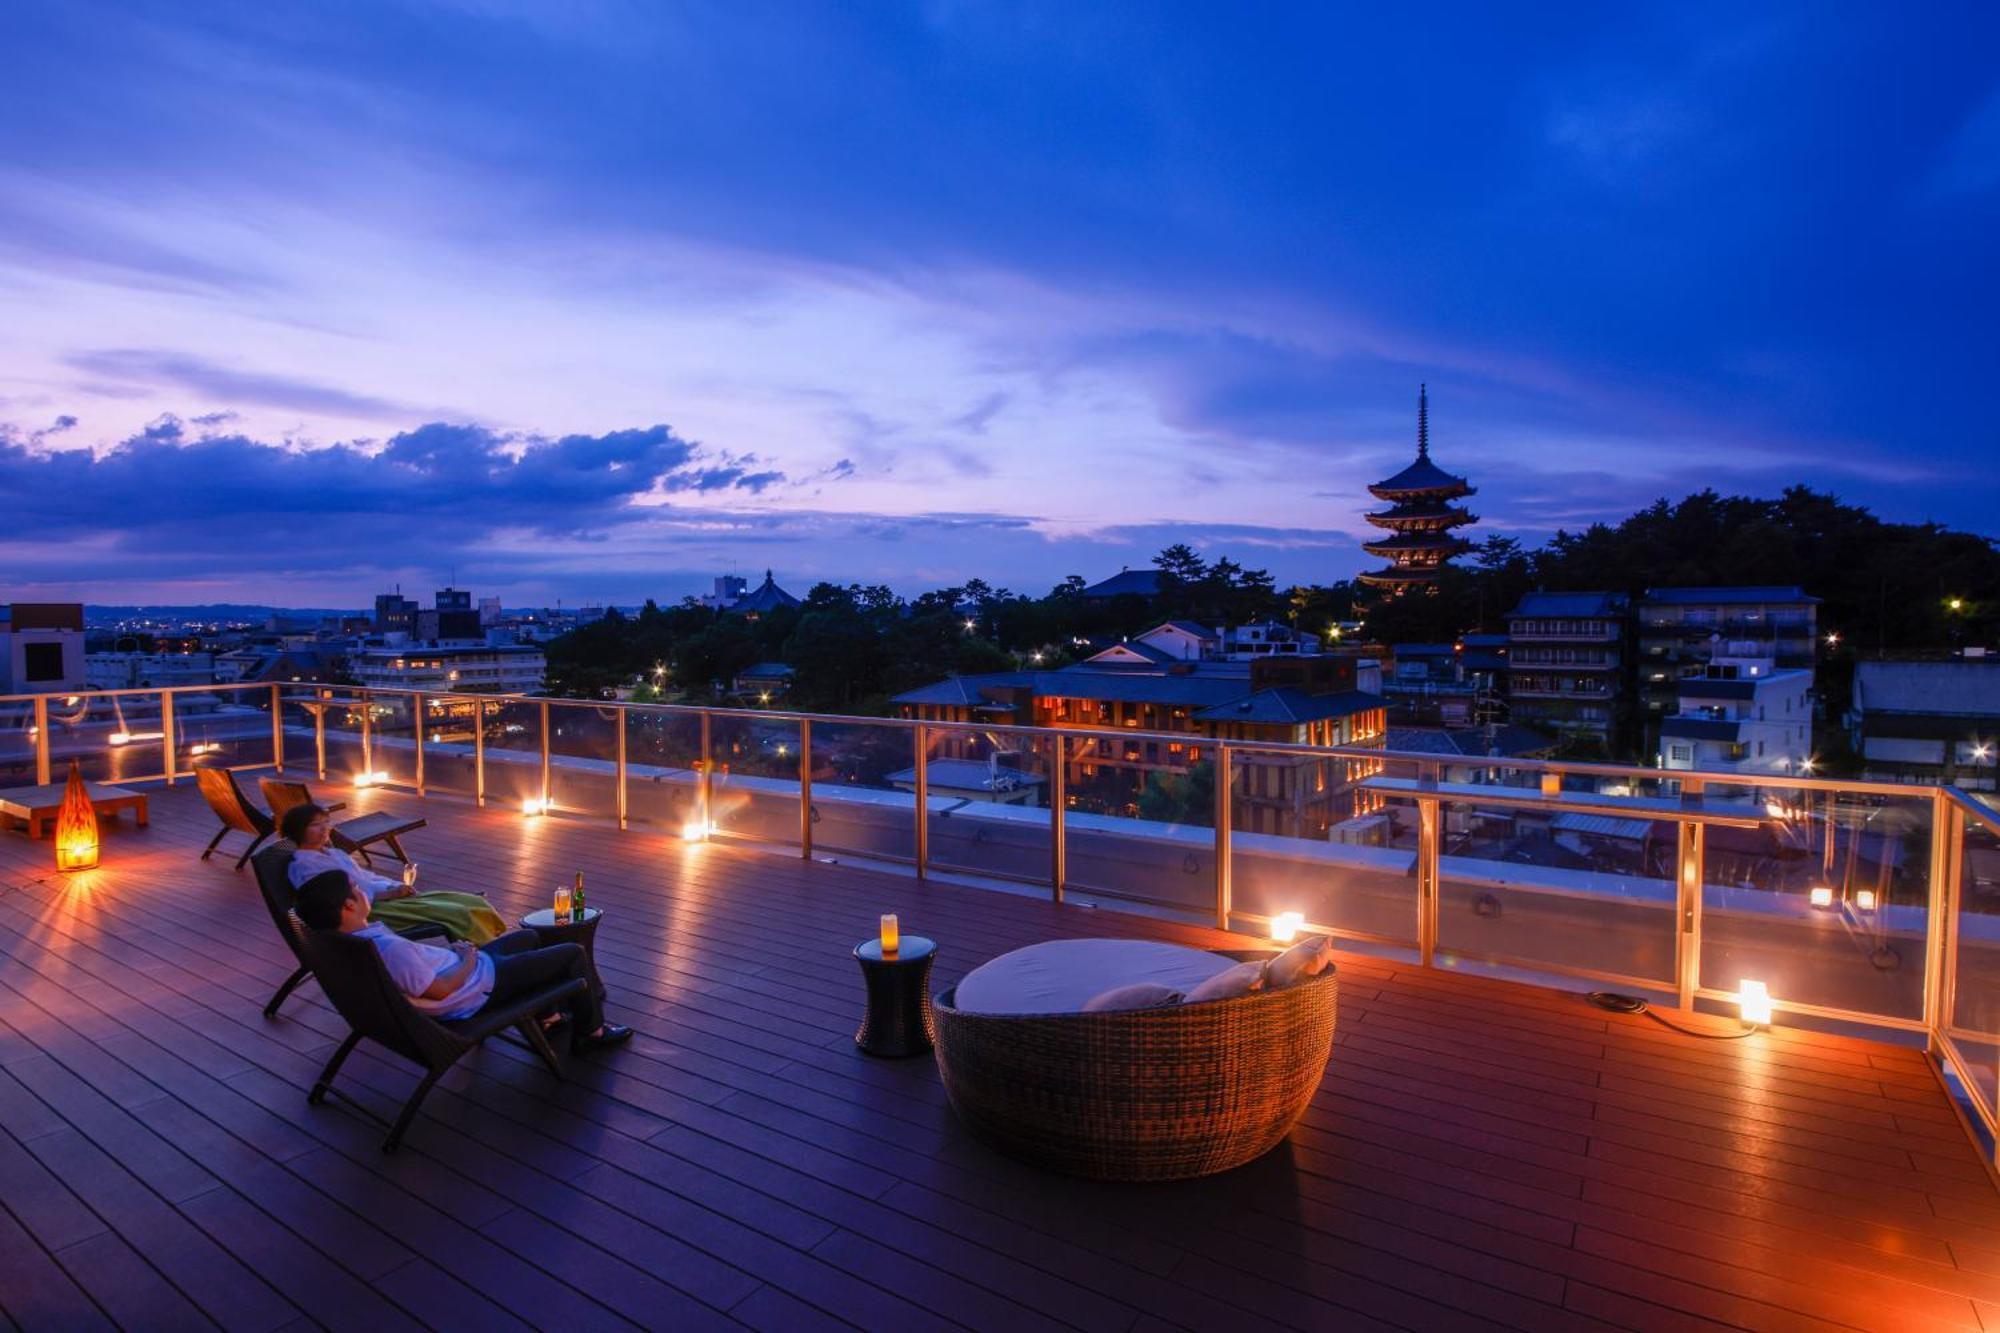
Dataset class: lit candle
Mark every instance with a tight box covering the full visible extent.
[1270,911,1304,944]
[1809,886,1832,908]
[880,913,900,955]
[682,819,709,842]
[522,797,547,816]
[1738,980,1773,1027]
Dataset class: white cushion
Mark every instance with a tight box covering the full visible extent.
[953,939,1235,1016]
[1080,982,1184,1013]
[1266,936,1333,990]
[1184,960,1268,1004]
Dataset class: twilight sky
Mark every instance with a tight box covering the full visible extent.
[2,2,1996,608]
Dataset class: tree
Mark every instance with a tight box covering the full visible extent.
[1136,760,1214,827]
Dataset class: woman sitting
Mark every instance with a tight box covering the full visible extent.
[281,803,506,944]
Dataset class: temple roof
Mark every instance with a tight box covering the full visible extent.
[1368,454,1474,499]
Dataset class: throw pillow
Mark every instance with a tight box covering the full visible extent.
[1266,935,1334,989]
[1080,982,1185,1013]
[1183,959,1268,1004]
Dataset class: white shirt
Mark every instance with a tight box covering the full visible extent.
[289,845,401,901]
[353,923,494,1020]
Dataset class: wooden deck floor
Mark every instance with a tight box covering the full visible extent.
[3,780,1999,1332]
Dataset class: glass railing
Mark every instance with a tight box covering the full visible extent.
[11,679,2000,1163]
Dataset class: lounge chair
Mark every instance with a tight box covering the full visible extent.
[260,777,427,867]
[251,844,446,1019]
[195,765,276,869]
[297,922,584,1152]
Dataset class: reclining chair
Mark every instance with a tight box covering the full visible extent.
[296,923,585,1152]
[251,843,447,1019]
[261,777,427,867]
[196,766,276,869]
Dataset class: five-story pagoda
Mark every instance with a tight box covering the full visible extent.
[1358,384,1477,590]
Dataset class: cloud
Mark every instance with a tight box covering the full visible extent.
[64,349,423,420]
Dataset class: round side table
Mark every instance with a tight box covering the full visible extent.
[853,936,936,1058]
[521,906,606,1004]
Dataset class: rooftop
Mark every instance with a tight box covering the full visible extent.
[1642,586,1822,607]
[6,777,1998,1330]
[1508,591,1629,619]
[1079,569,1163,599]
[1855,659,2000,717]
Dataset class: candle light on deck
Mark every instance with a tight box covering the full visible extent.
[1738,979,1773,1028]
[880,913,900,956]
[521,797,549,816]
[1855,889,1877,911]
[54,762,99,872]
[1270,911,1304,944]
[1809,885,1833,908]
[681,818,712,842]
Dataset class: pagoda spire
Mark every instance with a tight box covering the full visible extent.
[1416,383,1429,459]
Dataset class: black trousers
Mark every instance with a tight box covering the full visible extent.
[479,931,602,1036]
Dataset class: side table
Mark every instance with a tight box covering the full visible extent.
[853,936,936,1057]
[521,906,606,1004]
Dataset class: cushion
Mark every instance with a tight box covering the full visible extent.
[1266,935,1334,990]
[1080,982,1184,1014]
[953,939,1236,1015]
[1183,960,1268,1005]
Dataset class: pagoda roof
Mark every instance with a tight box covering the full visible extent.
[1361,531,1462,555]
[1365,503,1475,529]
[1358,565,1451,587]
[1368,453,1474,498]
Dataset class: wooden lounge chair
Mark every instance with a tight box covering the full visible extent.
[251,844,446,1019]
[297,923,584,1151]
[260,777,426,867]
[195,765,276,870]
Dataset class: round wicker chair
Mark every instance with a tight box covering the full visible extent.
[932,949,1337,1182]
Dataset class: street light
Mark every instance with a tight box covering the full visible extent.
[963,618,977,632]
[1824,632,1839,647]
[1949,598,1965,612]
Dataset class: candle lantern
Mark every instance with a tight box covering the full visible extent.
[880,913,900,955]
[1270,911,1305,944]
[54,761,99,872]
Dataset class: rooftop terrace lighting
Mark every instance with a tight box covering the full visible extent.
[54,763,98,873]
[108,731,131,745]
[1809,885,1833,908]
[1825,632,1840,647]
[353,771,390,787]
[521,797,549,816]
[681,818,713,842]
[1737,980,1773,1028]
[1270,911,1305,944]
[964,619,977,632]
[1856,889,1878,911]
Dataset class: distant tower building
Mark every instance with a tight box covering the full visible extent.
[1358,385,1477,591]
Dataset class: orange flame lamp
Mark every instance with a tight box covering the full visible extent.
[55,762,100,872]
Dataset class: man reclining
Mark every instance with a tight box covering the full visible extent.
[292,869,632,1051]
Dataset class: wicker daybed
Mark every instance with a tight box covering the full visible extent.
[932,948,1338,1182]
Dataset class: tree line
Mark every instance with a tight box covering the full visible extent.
[544,485,1997,715]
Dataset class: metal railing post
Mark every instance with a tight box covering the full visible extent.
[1214,744,1233,931]
[538,699,552,807]
[413,692,427,794]
[798,718,812,858]
[314,695,327,779]
[1928,793,1963,1038]
[270,684,283,772]
[473,701,486,806]
[1416,795,1440,965]
[698,709,713,833]
[33,694,50,786]
[359,689,373,779]
[1676,820,1704,1012]
[915,724,930,881]
[161,691,177,785]
[616,706,629,831]
[1050,735,1066,903]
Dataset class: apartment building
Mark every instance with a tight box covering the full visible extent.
[1505,591,1629,744]
[1659,662,1813,776]
[1637,586,1819,717]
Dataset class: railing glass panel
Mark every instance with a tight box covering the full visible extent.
[624,709,702,832]
[925,726,1056,885]
[809,719,918,863]
[176,685,276,772]
[70,690,170,784]
[416,695,482,799]
[546,700,620,820]
[362,692,419,789]
[1699,783,1932,1021]
[1948,806,2000,1118]
[708,713,802,847]
[481,698,545,809]
[1230,747,1421,955]
[1063,732,1215,916]
[319,693,369,778]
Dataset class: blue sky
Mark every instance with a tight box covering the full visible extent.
[1,2,1995,606]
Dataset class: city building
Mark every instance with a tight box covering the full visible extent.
[734,662,796,703]
[0,603,86,694]
[894,636,1386,835]
[478,596,503,626]
[1221,621,1322,658]
[1848,659,2000,791]
[1358,385,1477,590]
[84,651,217,690]
[372,591,419,634]
[350,643,547,693]
[1659,660,1813,776]
[1637,586,1820,718]
[1381,641,1504,726]
[699,574,749,611]
[1505,591,1629,744]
